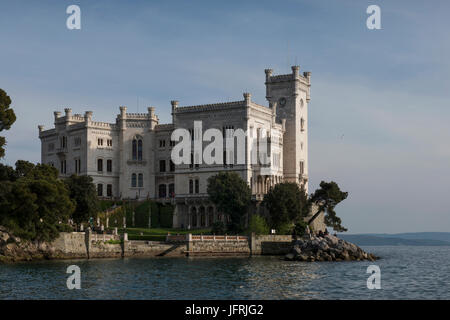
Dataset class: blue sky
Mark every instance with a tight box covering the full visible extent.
[1,0,449,233]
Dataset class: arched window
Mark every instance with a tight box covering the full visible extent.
[191,207,197,227]
[132,136,143,161]
[189,179,193,194]
[131,173,137,188]
[97,159,103,172]
[159,184,167,198]
[168,183,175,197]
[132,140,137,160]
[138,173,143,188]
[138,139,143,160]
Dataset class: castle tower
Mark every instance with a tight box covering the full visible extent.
[265,66,311,192]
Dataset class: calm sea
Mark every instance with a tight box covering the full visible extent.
[0,246,449,299]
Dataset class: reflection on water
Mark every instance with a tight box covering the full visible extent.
[0,246,449,299]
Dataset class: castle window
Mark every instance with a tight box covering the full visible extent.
[190,153,194,169]
[74,158,81,174]
[60,136,67,149]
[132,140,137,160]
[159,184,167,198]
[137,139,143,160]
[107,184,112,197]
[169,160,175,172]
[300,118,305,132]
[189,180,193,194]
[60,160,66,174]
[300,161,305,175]
[132,137,143,160]
[74,137,81,147]
[97,159,103,172]
[170,140,176,147]
[195,179,199,194]
[97,138,103,146]
[97,184,103,197]
[131,173,137,188]
[107,159,112,172]
[159,140,166,148]
[159,160,166,172]
[169,183,175,197]
[138,173,143,188]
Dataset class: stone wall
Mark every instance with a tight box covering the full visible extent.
[250,234,293,255]
[45,232,297,260]
[51,232,88,258]
[189,240,250,256]
[125,241,186,257]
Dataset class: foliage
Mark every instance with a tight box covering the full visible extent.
[207,172,251,233]
[0,88,16,158]
[98,200,174,229]
[263,182,310,230]
[247,214,269,235]
[211,221,226,235]
[309,181,348,232]
[0,161,75,241]
[65,174,99,224]
[293,219,308,237]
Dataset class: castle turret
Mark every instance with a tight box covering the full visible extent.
[265,66,311,191]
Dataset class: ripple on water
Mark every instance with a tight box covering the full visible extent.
[0,246,449,299]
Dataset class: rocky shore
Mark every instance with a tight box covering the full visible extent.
[0,226,57,262]
[285,234,378,262]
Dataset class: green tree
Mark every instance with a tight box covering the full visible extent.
[0,89,16,158]
[0,163,75,241]
[308,181,348,232]
[65,174,99,224]
[0,163,17,181]
[263,182,310,232]
[207,172,251,233]
[247,214,269,235]
[211,221,226,235]
[15,160,36,177]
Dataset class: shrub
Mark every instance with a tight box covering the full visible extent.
[293,219,308,237]
[211,221,226,235]
[247,214,269,235]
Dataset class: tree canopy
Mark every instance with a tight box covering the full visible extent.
[65,174,99,224]
[263,182,310,232]
[207,172,251,233]
[0,161,75,241]
[0,88,17,158]
[309,181,348,232]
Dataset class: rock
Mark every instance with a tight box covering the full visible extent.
[285,253,295,261]
[293,246,302,255]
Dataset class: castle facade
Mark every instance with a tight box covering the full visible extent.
[39,66,311,229]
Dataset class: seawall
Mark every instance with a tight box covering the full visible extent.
[1,231,296,261]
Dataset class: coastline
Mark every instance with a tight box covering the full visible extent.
[1,227,377,263]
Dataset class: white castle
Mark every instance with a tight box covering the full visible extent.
[39,66,311,229]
